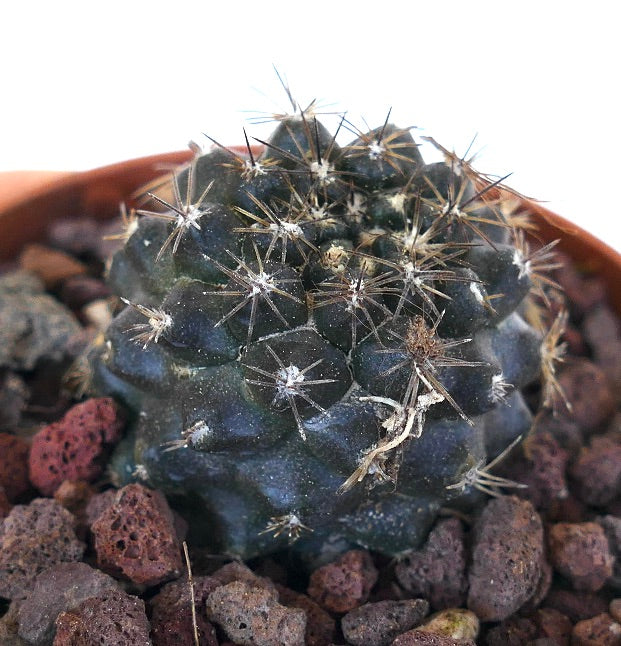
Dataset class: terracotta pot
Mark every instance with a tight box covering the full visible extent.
[2,152,621,315]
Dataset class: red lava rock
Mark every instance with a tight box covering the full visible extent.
[583,305,621,400]
[544,588,610,623]
[467,496,545,622]
[59,274,111,309]
[48,216,102,257]
[0,432,30,501]
[341,598,429,646]
[611,599,621,623]
[307,549,379,614]
[484,616,538,646]
[17,562,120,645]
[571,612,621,646]
[534,410,584,457]
[276,584,337,646]
[19,242,87,289]
[28,397,125,496]
[547,493,588,524]
[211,560,277,592]
[149,575,220,646]
[556,359,616,433]
[500,431,569,511]
[84,487,117,526]
[547,522,614,591]
[91,483,183,586]
[520,558,553,616]
[392,628,476,645]
[552,253,606,315]
[532,607,572,645]
[0,497,84,599]
[53,588,151,645]
[206,580,306,646]
[569,435,621,506]
[395,518,467,610]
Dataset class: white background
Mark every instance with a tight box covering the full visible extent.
[2,1,620,251]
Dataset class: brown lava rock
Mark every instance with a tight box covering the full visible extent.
[29,397,124,496]
[149,575,220,646]
[467,495,545,622]
[53,588,151,645]
[571,612,621,646]
[569,435,621,506]
[556,359,616,432]
[276,584,337,646]
[0,497,84,599]
[19,243,87,289]
[395,518,467,610]
[90,483,183,587]
[0,433,30,501]
[206,580,306,646]
[307,549,379,614]
[484,616,538,646]
[341,598,429,646]
[547,521,614,591]
[532,607,573,645]
[17,562,120,645]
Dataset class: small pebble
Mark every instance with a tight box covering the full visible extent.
[53,588,151,646]
[206,580,306,646]
[91,483,183,587]
[547,522,614,591]
[307,549,378,613]
[467,496,545,622]
[571,612,621,646]
[341,599,429,646]
[82,298,113,330]
[417,608,479,641]
[610,599,621,623]
[19,242,87,289]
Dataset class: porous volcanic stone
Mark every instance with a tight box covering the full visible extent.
[467,495,545,622]
[29,397,124,496]
[0,433,30,501]
[341,598,429,646]
[206,580,306,646]
[149,575,220,646]
[395,518,467,610]
[90,483,183,586]
[0,498,84,599]
[547,521,614,591]
[53,588,150,645]
[17,562,120,645]
[307,549,378,613]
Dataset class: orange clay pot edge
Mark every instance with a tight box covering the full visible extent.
[1,150,620,314]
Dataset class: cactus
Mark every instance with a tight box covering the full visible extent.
[92,99,559,560]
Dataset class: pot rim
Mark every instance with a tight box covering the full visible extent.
[2,150,620,312]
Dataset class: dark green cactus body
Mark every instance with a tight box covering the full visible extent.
[93,109,543,559]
